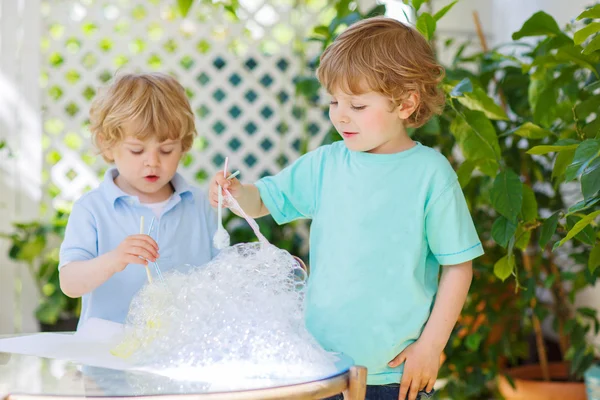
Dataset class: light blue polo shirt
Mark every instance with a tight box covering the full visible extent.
[59,168,218,330]
[255,141,483,385]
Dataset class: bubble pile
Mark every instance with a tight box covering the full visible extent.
[113,242,338,388]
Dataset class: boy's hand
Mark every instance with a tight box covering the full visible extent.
[388,339,440,400]
[108,235,159,272]
[209,170,243,208]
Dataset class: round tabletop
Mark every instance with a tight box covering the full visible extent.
[0,335,366,400]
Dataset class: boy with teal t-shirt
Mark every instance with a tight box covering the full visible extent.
[210,16,483,400]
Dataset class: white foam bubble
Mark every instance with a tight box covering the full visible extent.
[115,242,337,387]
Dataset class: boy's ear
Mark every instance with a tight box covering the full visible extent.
[97,137,115,162]
[103,149,115,162]
[396,92,419,120]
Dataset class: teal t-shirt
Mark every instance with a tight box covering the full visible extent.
[255,141,483,385]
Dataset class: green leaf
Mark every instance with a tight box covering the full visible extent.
[465,332,483,351]
[494,254,514,281]
[581,157,600,200]
[583,34,600,55]
[456,89,508,120]
[457,159,476,188]
[450,109,501,163]
[177,0,194,17]
[450,78,473,97]
[433,1,457,22]
[567,197,600,215]
[520,185,538,222]
[565,139,600,181]
[576,95,600,121]
[416,13,436,41]
[412,0,427,12]
[555,46,599,77]
[295,76,321,99]
[577,4,600,20]
[584,80,600,92]
[313,25,330,38]
[42,283,56,297]
[553,148,577,180]
[528,70,557,127]
[588,244,600,273]
[539,212,559,248]
[574,22,600,45]
[544,274,557,288]
[491,216,517,248]
[584,117,600,138]
[568,215,596,246]
[476,159,499,177]
[555,210,600,249]
[515,225,532,250]
[528,141,579,155]
[490,169,524,222]
[511,122,553,139]
[35,296,67,325]
[17,235,46,264]
[577,307,598,319]
[512,11,561,40]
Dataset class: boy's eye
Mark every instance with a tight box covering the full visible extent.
[160,150,173,155]
[329,101,338,106]
[130,149,143,155]
[351,105,366,111]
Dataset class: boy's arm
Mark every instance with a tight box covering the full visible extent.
[209,172,270,218]
[390,261,473,400]
[59,254,122,298]
[419,260,473,355]
[60,234,158,298]
[233,183,270,218]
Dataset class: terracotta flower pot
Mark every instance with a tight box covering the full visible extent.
[498,362,586,400]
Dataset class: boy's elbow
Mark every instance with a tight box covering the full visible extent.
[59,281,78,299]
[59,267,80,298]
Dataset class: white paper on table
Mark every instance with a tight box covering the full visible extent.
[0,318,131,370]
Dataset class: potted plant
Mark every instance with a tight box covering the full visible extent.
[411,3,600,399]
[1,209,80,331]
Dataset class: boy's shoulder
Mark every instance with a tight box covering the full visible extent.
[416,143,454,166]
[72,185,106,211]
[414,144,458,183]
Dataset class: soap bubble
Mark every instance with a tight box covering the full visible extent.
[114,242,337,388]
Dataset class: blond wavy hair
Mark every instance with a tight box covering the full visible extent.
[89,72,196,161]
[317,16,446,128]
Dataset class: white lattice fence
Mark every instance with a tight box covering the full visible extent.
[41,0,343,204]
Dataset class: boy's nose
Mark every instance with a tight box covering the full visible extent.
[144,152,160,167]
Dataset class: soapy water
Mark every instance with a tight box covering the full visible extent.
[113,191,338,387]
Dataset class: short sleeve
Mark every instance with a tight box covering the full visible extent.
[59,202,98,269]
[425,179,484,265]
[254,146,326,225]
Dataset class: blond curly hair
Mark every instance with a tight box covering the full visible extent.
[89,72,196,161]
[317,16,446,128]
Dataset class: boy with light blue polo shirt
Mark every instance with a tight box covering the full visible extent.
[59,73,218,330]
[210,17,483,400]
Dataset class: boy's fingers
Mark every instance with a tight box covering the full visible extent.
[129,247,156,262]
[388,352,405,368]
[124,255,147,265]
[408,378,421,400]
[398,373,411,399]
[139,235,159,251]
[426,379,435,393]
[131,237,159,253]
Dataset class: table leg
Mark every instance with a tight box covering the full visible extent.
[344,366,367,400]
